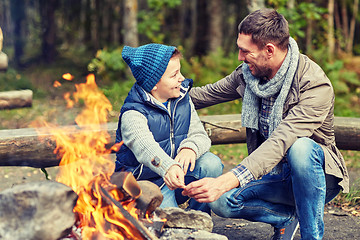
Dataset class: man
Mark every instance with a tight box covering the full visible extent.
[183,8,349,240]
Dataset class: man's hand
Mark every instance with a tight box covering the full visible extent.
[164,165,185,190]
[182,172,240,203]
[175,148,196,174]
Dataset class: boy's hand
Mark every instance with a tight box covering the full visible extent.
[175,148,196,174]
[164,165,185,190]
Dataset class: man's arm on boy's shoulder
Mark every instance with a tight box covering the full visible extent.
[189,68,244,109]
[121,110,180,177]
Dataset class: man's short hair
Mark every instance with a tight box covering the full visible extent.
[238,8,289,51]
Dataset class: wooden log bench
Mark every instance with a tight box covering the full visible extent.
[0,90,33,110]
[0,114,359,168]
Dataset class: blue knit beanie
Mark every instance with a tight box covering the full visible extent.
[122,43,176,92]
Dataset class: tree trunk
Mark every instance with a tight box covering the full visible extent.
[179,0,192,42]
[328,0,335,61]
[334,1,343,55]
[193,0,208,56]
[287,0,295,9]
[305,0,313,54]
[10,0,25,67]
[189,0,197,55]
[83,0,92,45]
[123,0,139,47]
[91,0,100,50]
[346,0,359,54]
[341,0,349,42]
[39,0,59,63]
[305,18,313,54]
[246,0,265,13]
[111,0,121,45]
[208,0,222,52]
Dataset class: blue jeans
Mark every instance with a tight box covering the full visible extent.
[160,152,223,214]
[210,138,341,239]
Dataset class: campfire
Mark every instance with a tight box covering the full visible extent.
[37,74,163,239]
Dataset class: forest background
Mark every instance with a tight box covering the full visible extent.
[0,0,360,206]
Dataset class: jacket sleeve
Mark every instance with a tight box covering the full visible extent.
[120,110,180,177]
[177,99,211,159]
[189,66,245,109]
[241,73,335,179]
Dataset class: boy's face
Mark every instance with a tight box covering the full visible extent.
[151,57,184,102]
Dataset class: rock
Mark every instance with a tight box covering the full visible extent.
[0,181,78,240]
[157,207,214,232]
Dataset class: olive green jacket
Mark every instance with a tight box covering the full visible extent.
[189,54,349,192]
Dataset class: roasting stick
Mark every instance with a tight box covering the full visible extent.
[100,186,159,240]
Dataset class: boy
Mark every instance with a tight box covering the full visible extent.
[115,43,223,214]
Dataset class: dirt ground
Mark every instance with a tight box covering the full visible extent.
[212,205,360,240]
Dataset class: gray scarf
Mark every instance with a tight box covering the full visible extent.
[241,37,299,136]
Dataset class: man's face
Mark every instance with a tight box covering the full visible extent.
[237,33,272,79]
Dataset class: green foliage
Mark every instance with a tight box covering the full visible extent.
[180,48,243,115]
[88,47,128,84]
[321,60,360,117]
[100,79,135,114]
[181,48,240,87]
[0,68,33,91]
[268,1,327,48]
[138,0,181,42]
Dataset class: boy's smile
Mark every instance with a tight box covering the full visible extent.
[151,57,184,103]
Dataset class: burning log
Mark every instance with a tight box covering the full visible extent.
[100,186,159,240]
[109,172,164,219]
[110,171,142,201]
[136,181,163,219]
[0,90,33,110]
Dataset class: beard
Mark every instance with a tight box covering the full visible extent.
[246,54,272,79]
[251,64,272,79]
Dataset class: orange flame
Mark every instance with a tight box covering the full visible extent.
[40,74,146,239]
[63,73,74,81]
[53,80,62,88]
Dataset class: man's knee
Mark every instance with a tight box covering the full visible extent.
[209,194,233,218]
[287,137,324,171]
[288,137,314,156]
